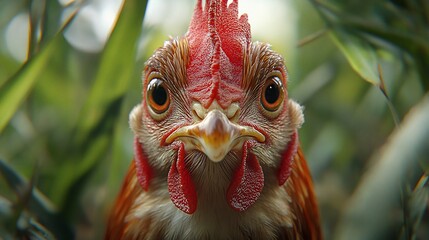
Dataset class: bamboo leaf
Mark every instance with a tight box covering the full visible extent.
[0,196,13,235]
[298,28,328,47]
[0,159,73,239]
[75,0,148,142]
[50,0,148,208]
[405,174,429,238]
[334,93,429,240]
[0,8,77,133]
[0,36,60,133]
[17,214,56,240]
[330,27,380,86]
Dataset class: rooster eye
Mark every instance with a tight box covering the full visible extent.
[261,76,284,112]
[147,78,170,115]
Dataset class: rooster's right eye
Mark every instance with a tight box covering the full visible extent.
[147,78,170,115]
[261,75,284,112]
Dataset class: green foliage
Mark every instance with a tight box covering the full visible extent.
[333,95,429,240]
[0,0,427,239]
[0,159,72,239]
[0,0,147,238]
[299,0,429,239]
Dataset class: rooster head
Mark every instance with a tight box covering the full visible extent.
[129,0,304,214]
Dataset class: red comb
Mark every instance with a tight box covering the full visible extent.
[186,0,251,108]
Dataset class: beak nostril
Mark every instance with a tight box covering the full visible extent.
[192,109,203,121]
[229,108,240,121]
[191,102,206,120]
[226,103,240,120]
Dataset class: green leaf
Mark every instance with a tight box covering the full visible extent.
[0,8,77,133]
[0,196,13,235]
[17,214,56,240]
[330,27,380,86]
[40,0,64,47]
[75,0,148,142]
[334,93,429,240]
[50,0,148,208]
[0,159,73,239]
[0,36,60,133]
[406,174,429,239]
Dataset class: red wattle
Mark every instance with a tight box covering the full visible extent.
[168,143,197,214]
[227,141,264,212]
[134,137,153,191]
[278,131,298,186]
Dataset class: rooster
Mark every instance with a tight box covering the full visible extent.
[106,0,321,239]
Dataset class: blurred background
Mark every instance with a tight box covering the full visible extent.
[0,0,428,239]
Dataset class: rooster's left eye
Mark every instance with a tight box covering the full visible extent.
[261,76,284,112]
[147,78,170,115]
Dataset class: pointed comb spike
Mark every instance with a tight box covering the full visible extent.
[196,0,202,10]
[221,0,228,9]
[229,0,239,14]
[205,0,210,11]
[186,0,251,108]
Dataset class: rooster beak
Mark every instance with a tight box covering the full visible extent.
[165,109,265,162]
